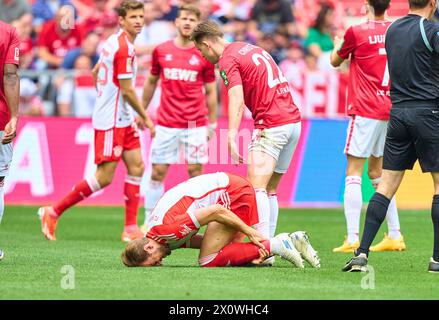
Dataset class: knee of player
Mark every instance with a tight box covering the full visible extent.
[367,168,381,180]
[151,168,166,181]
[187,166,202,178]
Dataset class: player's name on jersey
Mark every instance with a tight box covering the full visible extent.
[369,34,385,45]
[163,68,198,82]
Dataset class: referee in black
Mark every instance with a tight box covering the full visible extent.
[343,0,439,273]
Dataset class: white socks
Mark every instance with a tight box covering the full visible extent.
[268,193,279,238]
[254,188,270,238]
[144,179,164,225]
[344,176,362,244]
[371,177,401,240]
[0,180,4,224]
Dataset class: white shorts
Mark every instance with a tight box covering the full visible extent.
[344,115,388,158]
[0,131,13,177]
[150,125,208,164]
[248,122,301,174]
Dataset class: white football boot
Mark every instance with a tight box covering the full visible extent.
[290,231,321,268]
[271,233,304,268]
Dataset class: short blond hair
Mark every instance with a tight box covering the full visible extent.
[121,238,150,267]
[190,20,224,44]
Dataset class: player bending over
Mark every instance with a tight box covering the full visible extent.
[121,172,320,268]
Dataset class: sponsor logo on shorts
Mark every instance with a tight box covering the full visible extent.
[113,145,123,157]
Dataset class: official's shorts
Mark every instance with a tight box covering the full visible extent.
[94,124,141,164]
[344,115,388,158]
[383,107,439,173]
[216,173,259,227]
[0,131,13,177]
[248,122,301,174]
[150,125,208,164]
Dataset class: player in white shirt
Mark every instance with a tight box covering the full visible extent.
[38,0,155,243]
[122,172,321,268]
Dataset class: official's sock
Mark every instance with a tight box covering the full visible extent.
[432,195,439,262]
[124,175,142,228]
[53,177,101,217]
[254,188,270,238]
[200,240,271,267]
[268,193,279,238]
[371,177,401,240]
[0,180,4,224]
[358,192,390,255]
[344,176,362,244]
[144,179,164,225]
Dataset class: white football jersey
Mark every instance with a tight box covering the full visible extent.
[92,30,137,130]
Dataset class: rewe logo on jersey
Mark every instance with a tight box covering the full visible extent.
[179,224,193,236]
[164,68,198,82]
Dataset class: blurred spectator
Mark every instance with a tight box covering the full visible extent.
[212,0,255,23]
[37,5,84,69]
[279,40,307,85]
[19,78,45,116]
[32,0,73,32]
[305,53,318,72]
[248,0,297,40]
[0,0,31,23]
[57,54,94,116]
[304,4,335,70]
[154,0,179,22]
[224,17,256,44]
[71,0,119,21]
[11,13,35,70]
[77,0,118,36]
[61,32,100,69]
[135,1,174,65]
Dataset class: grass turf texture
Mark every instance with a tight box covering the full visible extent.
[0,206,438,300]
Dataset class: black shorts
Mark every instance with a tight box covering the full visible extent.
[383,107,439,173]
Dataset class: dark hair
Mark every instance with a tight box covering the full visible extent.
[313,4,333,32]
[368,0,391,15]
[121,238,150,267]
[409,0,431,9]
[116,0,144,18]
[177,4,201,20]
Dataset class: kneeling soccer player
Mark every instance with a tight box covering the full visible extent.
[121,172,320,268]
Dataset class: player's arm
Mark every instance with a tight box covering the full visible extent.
[330,36,345,67]
[141,74,159,110]
[227,85,245,163]
[119,78,155,136]
[2,64,20,144]
[205,81,218,139]
[194,204,267,250]
[91,61,100,88]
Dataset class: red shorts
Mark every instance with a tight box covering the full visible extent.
[94,124,140,164]
[217,173,259,227]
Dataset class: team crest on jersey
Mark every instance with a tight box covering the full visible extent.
[220,69,229,86]
[189,54,200,66]
[113,145,123,157]
[165,54,173,61]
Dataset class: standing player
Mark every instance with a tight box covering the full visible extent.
[330,0,406,253]
[121,172,320,268]
[190,21,301,248]
[343,0,439,273]
[0,21,20,260]
[38,0,155,242]
[140,5,217,231]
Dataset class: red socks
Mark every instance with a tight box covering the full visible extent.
[53,177,101,217]
[124,175,142,227]
[200,240,271,267]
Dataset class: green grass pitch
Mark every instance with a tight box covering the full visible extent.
[0,206,438,300]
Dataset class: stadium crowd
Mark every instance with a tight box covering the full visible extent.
[0,0,349,117]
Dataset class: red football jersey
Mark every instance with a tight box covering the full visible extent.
[37,20,83,66]
[0,21,20,131]
[218,42,301,129]
[150,40,216,128]
[337,20,392,120]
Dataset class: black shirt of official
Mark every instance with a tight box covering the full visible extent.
[386,14,439,106]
